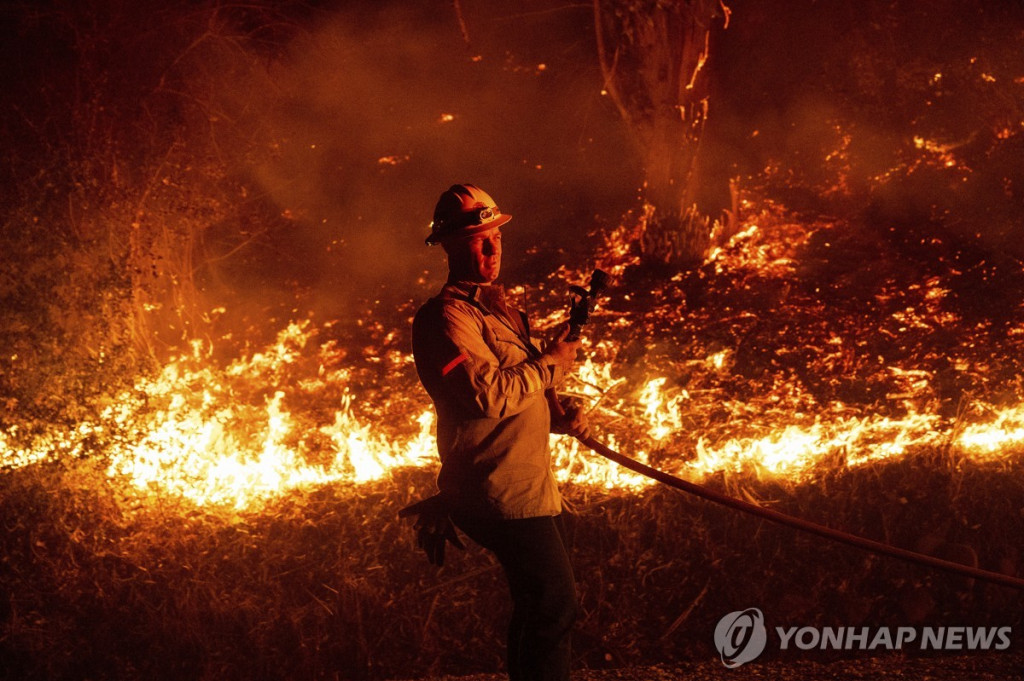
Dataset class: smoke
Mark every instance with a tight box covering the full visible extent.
[192,1,637,318]
[13,0,1018,339]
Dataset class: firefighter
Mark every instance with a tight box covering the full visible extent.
[403,183,589,681]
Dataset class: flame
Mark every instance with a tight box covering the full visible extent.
[688,408,943,479]
[1,323,437,509]
[3,200,1023,511]
[639,378,687,441]
[3,310,1021,509]
[957,405,1024,456]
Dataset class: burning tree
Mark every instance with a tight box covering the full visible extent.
[593,0,732,266]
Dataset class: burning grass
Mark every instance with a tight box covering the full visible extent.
[2,196,1024,679]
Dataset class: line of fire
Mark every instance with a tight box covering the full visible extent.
[1,1,1023,679]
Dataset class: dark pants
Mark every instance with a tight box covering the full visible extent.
[452,511,577,681]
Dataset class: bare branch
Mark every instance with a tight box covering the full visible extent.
[592,0,633,132]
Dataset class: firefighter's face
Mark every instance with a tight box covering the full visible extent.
[444,227,502,284]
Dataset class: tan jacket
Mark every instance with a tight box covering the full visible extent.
[412,280,565,519]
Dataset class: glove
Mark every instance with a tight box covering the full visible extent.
[398,493,465,566]
[550,396,592,441]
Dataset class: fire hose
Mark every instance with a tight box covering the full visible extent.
[551,269,1024,592]
[559,416,1024,591]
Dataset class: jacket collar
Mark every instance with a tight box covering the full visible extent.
[440,280,535,351]
[442,279,490,304]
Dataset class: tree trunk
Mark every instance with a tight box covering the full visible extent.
[595,0,731,266]
[640,100,713,266]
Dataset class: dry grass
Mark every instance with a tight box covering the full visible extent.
[2,447,1021,681]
